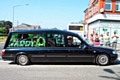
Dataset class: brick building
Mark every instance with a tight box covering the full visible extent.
[84,0,120,43]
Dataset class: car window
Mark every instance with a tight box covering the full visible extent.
[47,33,65,47]
[8,33,46,47]
[67,35,82,47]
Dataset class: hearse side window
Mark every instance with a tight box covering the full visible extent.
[8,33,46,47]
[67,35,82,47]
[47,34,65,47]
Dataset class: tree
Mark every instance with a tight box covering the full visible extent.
[0,20,12,33]
[71,20,84,24]
[0,20,5,27]
[51,27,59,30]
[5,21,12,28]
[79,20,84,24]
[5,21,12,33]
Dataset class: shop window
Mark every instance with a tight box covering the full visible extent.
[116,0,120,11]
[105,0,112,11]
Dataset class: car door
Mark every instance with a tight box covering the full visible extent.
[46,33,67,62]
[66,35,93,62]
[46,47,68,62]
[30,47,47,62]
[29,33,47,62]
[66,47,93,62]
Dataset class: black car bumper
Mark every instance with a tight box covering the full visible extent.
[2,56,15,61]
[110,54,118,62]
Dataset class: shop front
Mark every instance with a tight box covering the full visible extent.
[88,20,120,43]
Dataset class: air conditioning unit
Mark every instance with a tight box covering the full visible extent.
[100,8,104,13]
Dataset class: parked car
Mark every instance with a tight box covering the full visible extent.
[1,30,118,66]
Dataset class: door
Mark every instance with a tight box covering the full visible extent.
[46,47,68,62]
[66,35,93,62]
[29,33,47,62]
[66,47,93,62]
[46,33,67,62]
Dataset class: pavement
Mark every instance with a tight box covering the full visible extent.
[102,43,120,51]
[116,43,120,51]
[91,43,120,51]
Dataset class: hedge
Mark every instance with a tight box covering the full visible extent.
[0,33,8,36]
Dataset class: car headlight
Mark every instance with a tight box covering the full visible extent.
[112,51,117,54]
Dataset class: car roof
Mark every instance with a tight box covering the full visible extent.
[10,29,78,35]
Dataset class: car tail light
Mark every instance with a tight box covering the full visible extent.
[2,49,5,56]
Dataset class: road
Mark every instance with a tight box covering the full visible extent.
[0,60,120,80]
[0,42,4,59]
[0,42,120,80]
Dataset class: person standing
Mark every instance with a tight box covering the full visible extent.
[94,33,99,46]
[104,32,110,47]
[112,31,119,49]
[99,34,104,46]
[89,34,94,46]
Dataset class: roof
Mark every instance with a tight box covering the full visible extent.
[9,25,41,32]
[10,29,78,35]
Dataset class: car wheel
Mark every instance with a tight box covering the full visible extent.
[17,55,30,66]
[96,54,109,66]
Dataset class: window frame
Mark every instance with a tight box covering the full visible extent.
[66,34,83,48]
[116,0,120,11]
[89,7,92,17]
[7,32,46,48]
[105,0,112,11]
[46,33,66,48]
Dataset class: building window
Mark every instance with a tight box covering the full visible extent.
[105,0,112,11]
[89,8,92,17]
[96,4,98,13]
[116,0,120,11]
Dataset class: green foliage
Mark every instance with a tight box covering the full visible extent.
[0,27,6,33]
[0,33,7,36]
[51,27,59,30]
[0,20,12,33]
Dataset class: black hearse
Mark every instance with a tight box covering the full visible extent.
[1,30,118,66]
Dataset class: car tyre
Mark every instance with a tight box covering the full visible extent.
[17,55,30,66]
[96,54,110,66]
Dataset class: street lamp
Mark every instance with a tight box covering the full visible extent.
[13,4,29,27]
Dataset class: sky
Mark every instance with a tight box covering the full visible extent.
[0,0,89,29]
